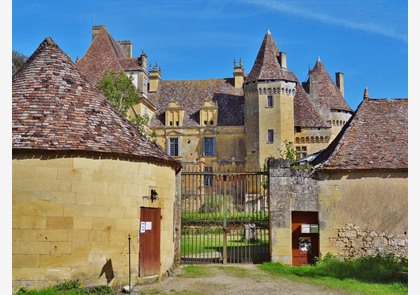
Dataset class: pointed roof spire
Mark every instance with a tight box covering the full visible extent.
[245,31,296,83]
[307,58,352,111]
[267,29,271,34]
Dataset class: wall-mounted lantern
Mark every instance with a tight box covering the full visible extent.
[150,189,158,202]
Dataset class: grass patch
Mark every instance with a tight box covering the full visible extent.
[259,253,408,295]
[216,265,253,278]
[178,265,214,278]
[15,280,116,294]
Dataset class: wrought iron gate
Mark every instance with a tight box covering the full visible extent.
[181,171,270,264]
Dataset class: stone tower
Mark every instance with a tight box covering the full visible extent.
[244,30,297,169]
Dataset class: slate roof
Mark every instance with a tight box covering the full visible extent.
[148,79,244,127]
[245,31,297,83]
[304,59,352,112]
[76,26,142,86]
[12,37,182,171]
[313,97,408,170]
[292,73,330,128]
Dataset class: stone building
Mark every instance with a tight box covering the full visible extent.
[313,91,408,259]
[268,91,408,265]
[77,26,353,171]
[12,37,181,292]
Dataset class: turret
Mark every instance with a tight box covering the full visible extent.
[137,50,149,97]
[149,62,161,93]
[233,58,244,89]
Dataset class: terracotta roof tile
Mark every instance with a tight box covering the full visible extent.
[12,37,181,171]
[118,58,142,71]
[304,59,352,112]
[313,97,407,170]
[293,78,330,128]
[245,31,297,83]
[76,26,127,86]
[148,79,244,127]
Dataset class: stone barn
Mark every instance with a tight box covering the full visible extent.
[12,37,182,293]
[268,91,408,265]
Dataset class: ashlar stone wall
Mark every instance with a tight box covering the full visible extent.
[12,155,178,293]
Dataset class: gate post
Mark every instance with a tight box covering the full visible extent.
[223,174,227,264]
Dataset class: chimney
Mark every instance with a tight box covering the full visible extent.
[363,87,369,100]
[149,62,161,93]
[233,58,244,89]
[335,72,344,97]
[279,52,287,69]
[92,25,105,41]
[119,40,132,58]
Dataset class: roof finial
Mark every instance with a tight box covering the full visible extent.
[267,29,271,34]
[317,56,321,62]
[363,87,369,99]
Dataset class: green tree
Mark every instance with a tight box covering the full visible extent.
[97,69,156,141]
[279,140,296,162]
[12,50,27,75]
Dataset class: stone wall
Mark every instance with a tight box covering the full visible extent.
[268,159,408,264]
[334,223,408,259]
[12,155,178,293]
[269,159,319,264]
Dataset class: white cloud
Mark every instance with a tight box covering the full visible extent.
[243,0,407,42]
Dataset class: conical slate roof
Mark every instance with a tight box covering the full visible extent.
[12,37,181,171]
[306,59,352,112]
[293,78,330,128]
[245,31,297,83]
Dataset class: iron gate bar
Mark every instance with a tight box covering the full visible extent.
[180,170,270,264]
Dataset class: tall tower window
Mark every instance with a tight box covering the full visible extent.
[267,95,273,108]
[203,137,215,156]
[267,129,274,143]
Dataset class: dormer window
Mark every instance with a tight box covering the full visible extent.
[165,101,184,127]
[200,99,218,126]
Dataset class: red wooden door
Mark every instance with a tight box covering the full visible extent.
[139,207,161,276]
[291,211,319,266]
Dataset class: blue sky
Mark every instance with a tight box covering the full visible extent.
[10,0,408,111]
[1,1,416,292]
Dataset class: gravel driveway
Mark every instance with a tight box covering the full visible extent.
[127,264,360,295]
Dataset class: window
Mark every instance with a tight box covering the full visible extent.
[203,137,215,156]
[296,146,307,159]
[169,138,180,156]
[267,95,273,107]
[204,166,213,187]
[267,129,274,143]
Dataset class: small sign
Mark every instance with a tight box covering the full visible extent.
[301,224,310,233]
[140,222,146,233]
[310,224,319,233]
[146,221,152,230]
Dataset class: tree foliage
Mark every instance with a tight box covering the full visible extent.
[12,50,28,75]
[96,69,156,141]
